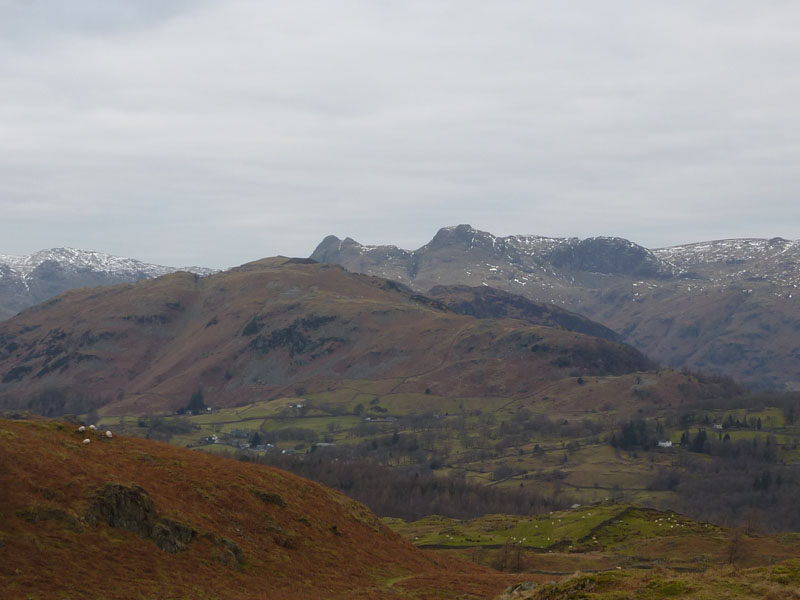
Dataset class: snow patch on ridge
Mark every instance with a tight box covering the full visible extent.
[0,247,215,281]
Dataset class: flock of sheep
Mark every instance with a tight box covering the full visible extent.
[77,424,113,444]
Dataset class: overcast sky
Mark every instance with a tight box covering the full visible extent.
[1,1,799,268]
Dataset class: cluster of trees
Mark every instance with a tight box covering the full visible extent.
[682,431,779,460]
[248,428,320,446]
[601,386,800,531]
[671,410,769,431]
[687,390,799,415]
[647,431,800,530]
[497,410,605,440]
[250,449,560,520]
[665,460,800,531]
[21,388,109,419]
[347,430,448,468]
[677,369,746,399]
[608,419,660,451]
[141,416,194,441]
[678,390,800,434]
[177,388,206,415]
[610,415,783,456]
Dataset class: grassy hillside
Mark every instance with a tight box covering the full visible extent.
[388,505,800,599]
[388,504,800,568]
[496,562,800,600]
[0,416,517,600]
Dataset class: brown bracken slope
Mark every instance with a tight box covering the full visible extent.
[0,417,517,599]
[0,257,654,416]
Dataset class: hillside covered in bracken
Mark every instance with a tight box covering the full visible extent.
[0,257,661,417]
[0,416,516,599]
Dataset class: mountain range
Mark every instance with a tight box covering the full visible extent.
[0,257,669,416]
[2,227,798,394]
[0,247,214,320]
[311,225,800,391]
[1,237,797,598]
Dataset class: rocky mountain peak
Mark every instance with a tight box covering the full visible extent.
[426,224,505,254]
[548,236,675,278]
[428,224,478,246]
[309,227,800,390]
[310,235,350,263]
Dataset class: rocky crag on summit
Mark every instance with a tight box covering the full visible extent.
[312,225,800,390]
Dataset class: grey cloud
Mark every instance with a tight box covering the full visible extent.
[0,1,799,268]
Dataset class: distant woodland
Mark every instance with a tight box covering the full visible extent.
[249,435,560,521]
[248,390,800,531]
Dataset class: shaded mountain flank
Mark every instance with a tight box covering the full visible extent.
[311,225,800,391]
[0,258,661,416]
[0,417,516,599]
[427,285,621,342]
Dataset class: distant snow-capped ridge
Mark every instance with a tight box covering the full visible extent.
[311,224,800,296]
[309,225,800,391]
[313,224,680,279]
[0,247,215,279]
[653,237,800,265]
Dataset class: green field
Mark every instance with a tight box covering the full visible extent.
[95,377,800,518]
[385,504,721,552]
[387,502,800,595]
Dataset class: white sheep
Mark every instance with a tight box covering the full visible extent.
[88,424,97,431]
[105,430,113,439]
[77,425,86,432]
[83,438,91,445]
